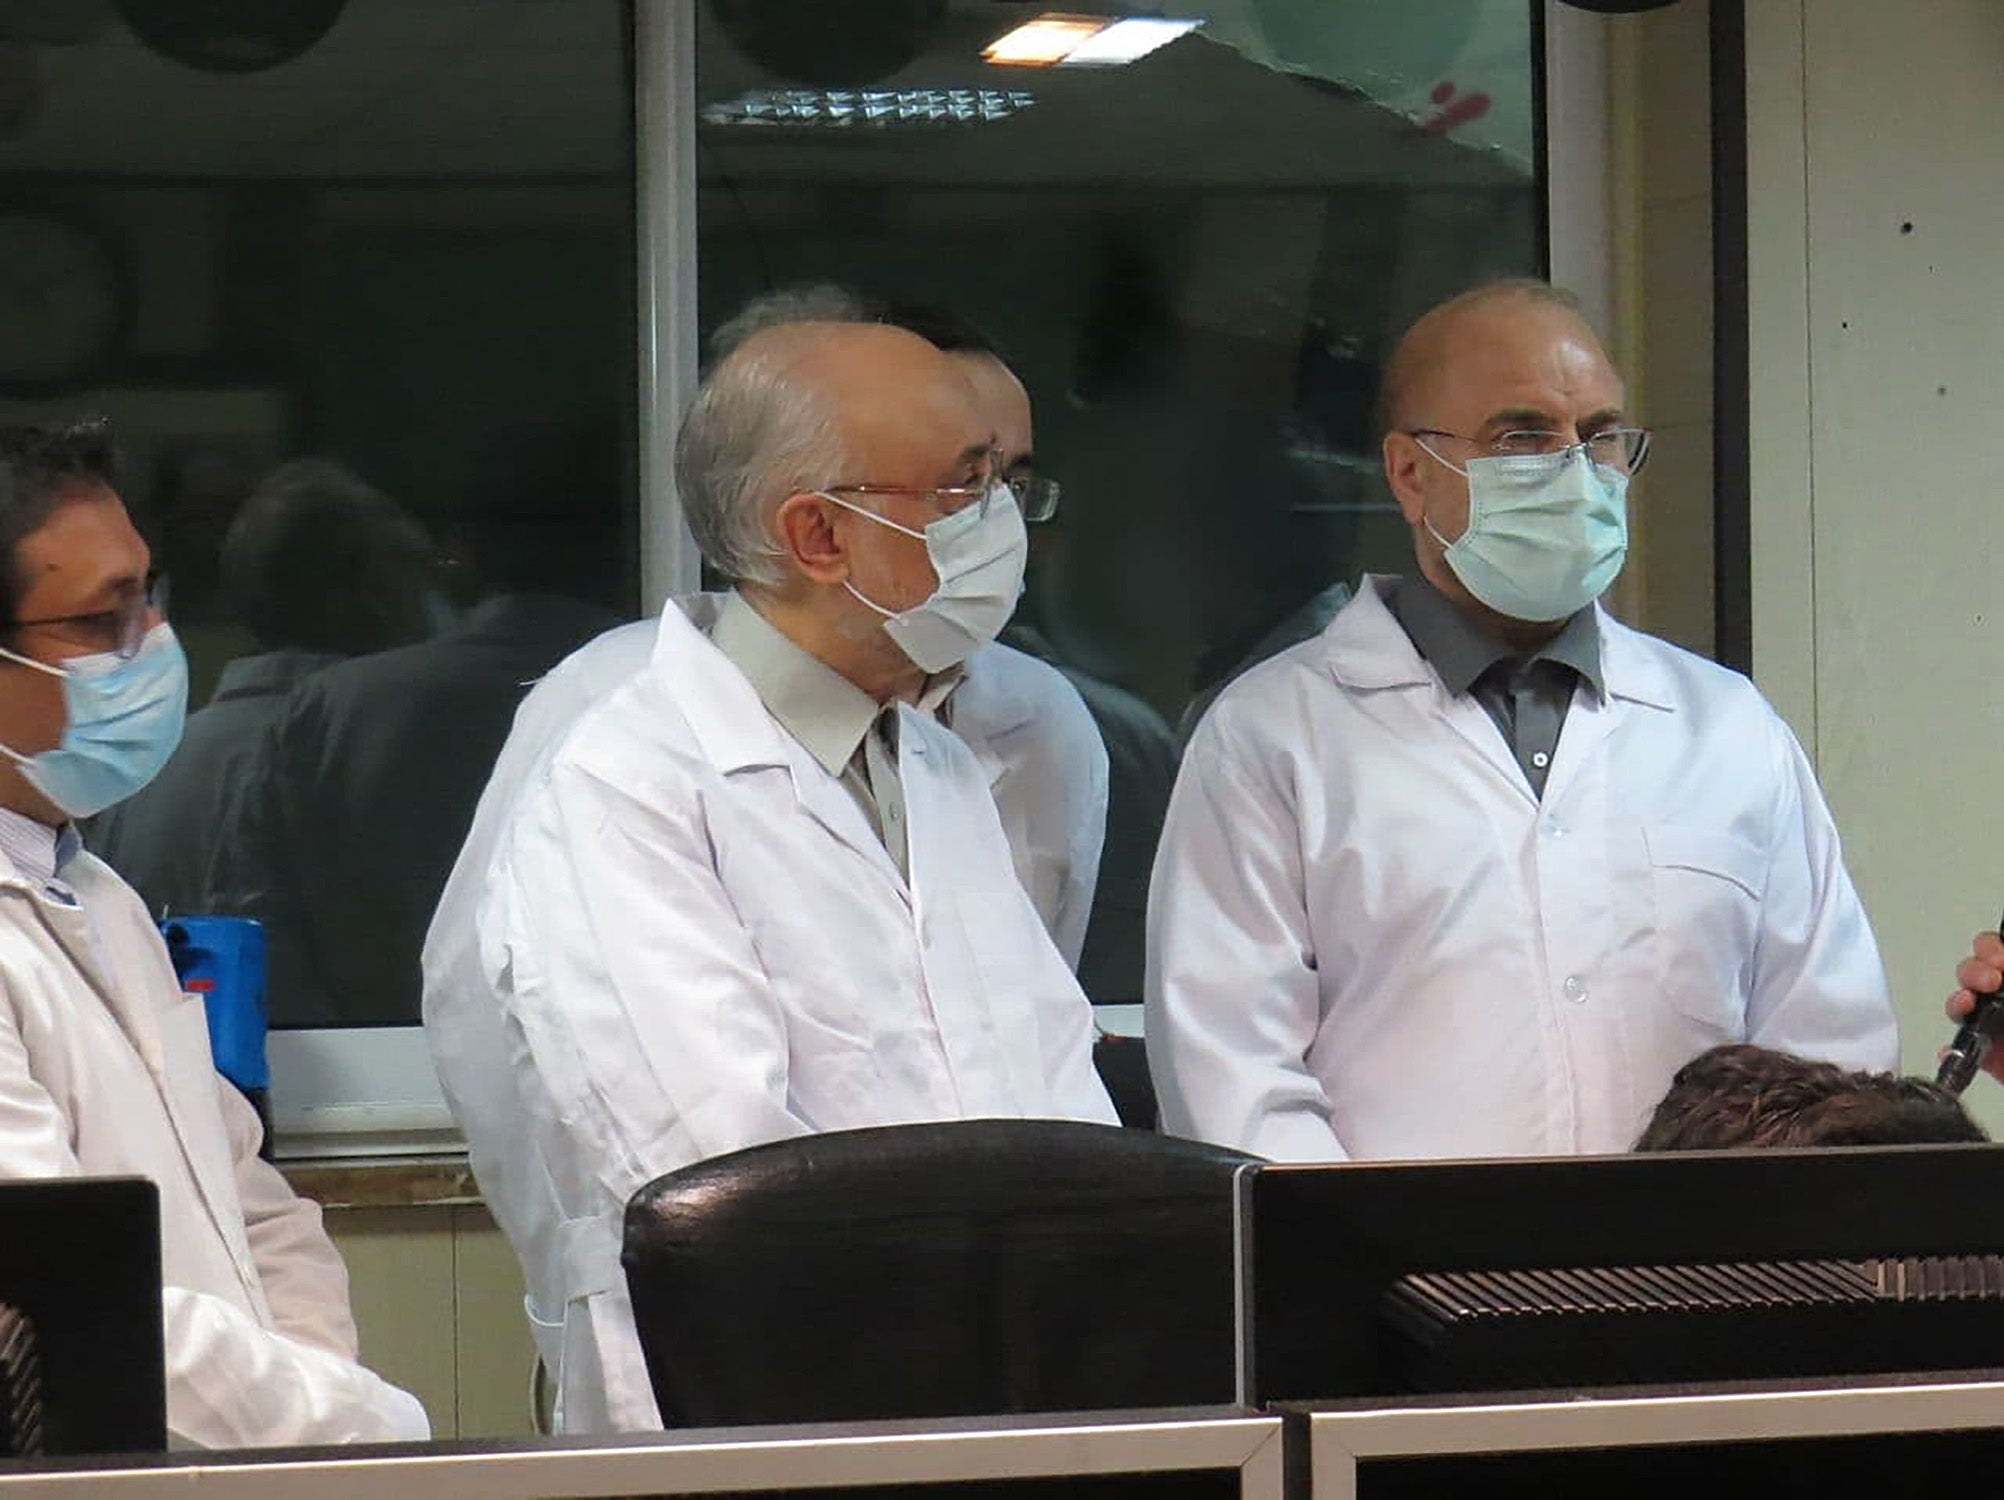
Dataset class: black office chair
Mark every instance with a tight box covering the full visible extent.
[623,1119,1256,1427]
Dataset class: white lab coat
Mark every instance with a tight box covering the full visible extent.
[424,596,1115,1432]
[0,844,428,1448]
[1147,577,1897,1163]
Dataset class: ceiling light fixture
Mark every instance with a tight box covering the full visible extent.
[981,13,1110,66]
[1055,16,1199,67]
[701,88,1037,129]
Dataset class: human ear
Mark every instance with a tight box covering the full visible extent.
[772,492,850,585]
[1382,431,1430,526]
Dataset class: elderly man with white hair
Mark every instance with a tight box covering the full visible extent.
[424,319,1116,1434]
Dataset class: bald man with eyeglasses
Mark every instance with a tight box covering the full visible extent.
[1145,278,1897,1164]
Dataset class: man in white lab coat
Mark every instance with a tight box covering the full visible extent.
[1147,279,1897,1163]
[428,323,1116,1433]
[0,422,427,1447]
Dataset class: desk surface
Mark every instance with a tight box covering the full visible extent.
[1298,1373,2004,1499]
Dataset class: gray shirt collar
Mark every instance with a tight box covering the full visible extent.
[1387,572,1605,698]
[711,593,880,778]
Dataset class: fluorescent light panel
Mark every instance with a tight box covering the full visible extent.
[982,14,1109,66]
[1057,17,1199,66]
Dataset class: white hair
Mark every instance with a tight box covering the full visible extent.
[674,333,851,585]
[707,284,872,365]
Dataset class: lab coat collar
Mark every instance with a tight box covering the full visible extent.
[1317,576,1444,691]
[0,842,155,1056]
[1594,608,1679,712]
[647,596,795,774]
[1320,575,1676,712]
[947,642,1038,791]
[646,597,911,893]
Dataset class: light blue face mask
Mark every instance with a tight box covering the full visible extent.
[1421,445,1629,623]
[0,623,189,818]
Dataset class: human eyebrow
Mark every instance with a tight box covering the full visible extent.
[1576,407,1629,436]
[1479,407,1561,435]
[945,441,997,486]
[66,570,146,614]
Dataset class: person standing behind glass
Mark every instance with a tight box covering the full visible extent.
[1146,278,1897,1162]
[0,422,427,1446]
[710,287,1114,975]
[88,459,437,916]
[873,299,1179,1013]
[206,426,621,1027]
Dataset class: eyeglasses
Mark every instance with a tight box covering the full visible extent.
[10,572,168,661]
[1408,426,1653,476]
[1005,472,1061,524]
[823,467,1062,524]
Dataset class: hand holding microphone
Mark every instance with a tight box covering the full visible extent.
[1940,926,2004,1093]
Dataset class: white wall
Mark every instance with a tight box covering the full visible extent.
[1745,0,2004,1128]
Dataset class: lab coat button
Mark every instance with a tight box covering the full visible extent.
[1563,974,1587,1003]
[1546,819,1566,839]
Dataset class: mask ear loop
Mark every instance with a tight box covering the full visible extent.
[1410,435,1471,552]
[818,492,936,620]
[817,492,929,542]
[0,645,67,768]
[0,643,67,681]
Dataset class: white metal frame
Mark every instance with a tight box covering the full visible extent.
[1543,0,1614,334]
[0,1412,1284,1498]
[1306,1377,2004,1500]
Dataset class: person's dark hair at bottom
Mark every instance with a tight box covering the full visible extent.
[1635,1043,1988,1150]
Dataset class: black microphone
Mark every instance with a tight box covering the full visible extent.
[1938,916,2004,1094]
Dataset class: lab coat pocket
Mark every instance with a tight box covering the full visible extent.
[1643,824,1766,1036]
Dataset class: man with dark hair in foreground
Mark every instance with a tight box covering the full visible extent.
[0,422,426,1445]
[1635,1044,1987,1151]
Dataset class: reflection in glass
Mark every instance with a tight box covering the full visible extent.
[697,0,1542,1003]
[0,0,640,1026]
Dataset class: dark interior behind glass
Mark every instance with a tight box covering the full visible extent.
[697,0,1542,1003]
[0,0,639,1027]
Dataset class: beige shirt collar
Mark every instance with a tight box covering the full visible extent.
[710,592,962,775]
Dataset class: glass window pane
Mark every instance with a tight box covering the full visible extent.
[0,1,640,1027]
[696,0,1543,1003]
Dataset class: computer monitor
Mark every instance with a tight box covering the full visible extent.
[1237,1145,2004,1405]
[0,1177,164,1455]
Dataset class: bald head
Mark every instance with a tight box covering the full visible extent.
[1377,280,1605,438]
[675,320,988,584]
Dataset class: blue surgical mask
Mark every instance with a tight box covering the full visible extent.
[0,623,189,817]
[1422,446,1628,622]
